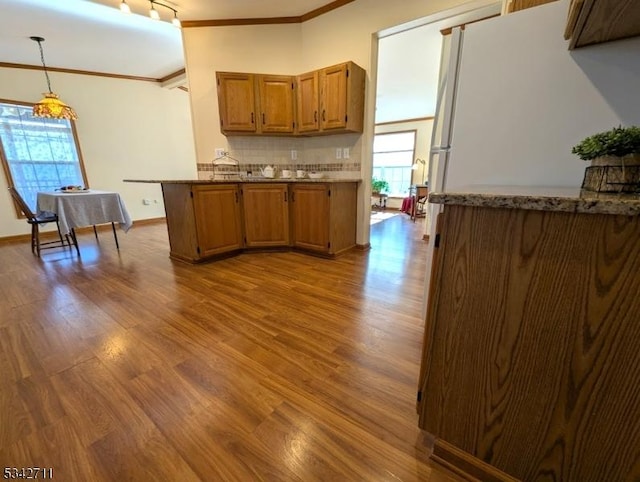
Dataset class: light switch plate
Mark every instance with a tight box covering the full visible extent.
[343,147,350,159]
[291,149,297,160]
[336,148,342,160]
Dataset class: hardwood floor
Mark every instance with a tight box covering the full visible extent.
[0,215,460,481]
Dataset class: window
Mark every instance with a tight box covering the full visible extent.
[0,100,87,213]
[372,131,416,196]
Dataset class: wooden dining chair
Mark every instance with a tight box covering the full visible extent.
[7,186,79,257]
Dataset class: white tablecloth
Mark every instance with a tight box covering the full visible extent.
[37,190,132,235]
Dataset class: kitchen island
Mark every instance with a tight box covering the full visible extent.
[417,186,640,481]
[124,179,360,263]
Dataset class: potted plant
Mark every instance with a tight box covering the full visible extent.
[371,176,389,195]
[572,125,640,193]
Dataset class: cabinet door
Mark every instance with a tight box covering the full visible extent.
[291,184,330,252]
[192,184,243,257]
[296,71,319,133]
[258,75,295,134]
[216,72,257,133]
[320,64,348,131]
[242,184,290,247]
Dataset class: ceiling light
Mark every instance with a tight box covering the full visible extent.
[172,11,181,28]
[119,0,131,14]
[149,2,160,20]
[30,36,77,121]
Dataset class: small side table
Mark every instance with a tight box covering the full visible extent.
[372,193,388,210]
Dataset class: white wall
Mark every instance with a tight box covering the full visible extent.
[446,0,640,189]
[0,67,197,238]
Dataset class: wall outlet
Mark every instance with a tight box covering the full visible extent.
[336,148,342,160]
[291,149,297,160]
[142,198,151,205]
[214,148,225,158]
[343,147,350,159]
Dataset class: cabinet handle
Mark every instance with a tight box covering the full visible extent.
[284,192,288,202]
[322,110,326,121]
[314,111,318,122]
[262,113,266,124]
[251,112,254,124]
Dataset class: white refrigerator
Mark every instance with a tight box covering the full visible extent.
[428,0,640,198]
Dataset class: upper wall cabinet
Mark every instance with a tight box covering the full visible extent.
[297,62,366,135]
[565,0,640,49]
[217,61,366,137]
[216,72,295,135]
[503,0,557,13]
[216,72,257,133]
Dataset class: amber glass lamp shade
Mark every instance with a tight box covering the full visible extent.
[33,92,78,121]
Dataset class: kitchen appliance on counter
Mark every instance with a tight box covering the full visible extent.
[212,153,241,181]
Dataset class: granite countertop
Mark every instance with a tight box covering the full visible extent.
[124,178,362,184]
[429,186,640,216]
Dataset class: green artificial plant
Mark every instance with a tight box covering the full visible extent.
[371,176,389,194]
[571,125,640,161]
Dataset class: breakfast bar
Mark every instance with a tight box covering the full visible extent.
[125,179,360,263]
[417,186,640,481]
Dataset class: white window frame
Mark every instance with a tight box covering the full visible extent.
[372,130,416,197]
[0,99,88,216]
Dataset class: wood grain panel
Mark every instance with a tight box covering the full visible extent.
[257,75,295,133]
[570,0,640,48]
[162,183,199,261]
[507,0,558,12]
[329,182,357,254]
[291,183,330,252]
[419,205,640,481]
[242,184,290,247]
[192,184,243,257]
[296,71,320,133]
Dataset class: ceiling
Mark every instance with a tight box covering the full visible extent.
[1,0,500,122]
[1,0,330,79]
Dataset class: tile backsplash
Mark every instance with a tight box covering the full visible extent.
[197,133,362,179]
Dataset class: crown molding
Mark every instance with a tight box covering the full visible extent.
[0,63,187,86]
[181,0,355,28]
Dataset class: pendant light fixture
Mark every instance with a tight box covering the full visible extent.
[30,36,77,121]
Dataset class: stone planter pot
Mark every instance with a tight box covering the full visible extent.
[581,153,640,193]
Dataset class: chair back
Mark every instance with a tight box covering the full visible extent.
[8,186,36,221]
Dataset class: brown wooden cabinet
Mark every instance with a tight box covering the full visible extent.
[216,72,257,134]
[418,203,640,481]
[504,0,557,13]
[161,183,243,263]
[565,0,640,49]
[218,61,365,137]
[296,71,319,133]
[291,182,357,255]
[241,183,290,247]
[257,75,295,134]
[216,72,295,135]
[297,62,366,135]
[161,182,357,263]
[320,62,365,133]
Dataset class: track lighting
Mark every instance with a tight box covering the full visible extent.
[149,2,160,20]
[149,1,181,27]
[115,0,181,27]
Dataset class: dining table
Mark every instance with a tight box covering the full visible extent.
[36,189,132,249]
